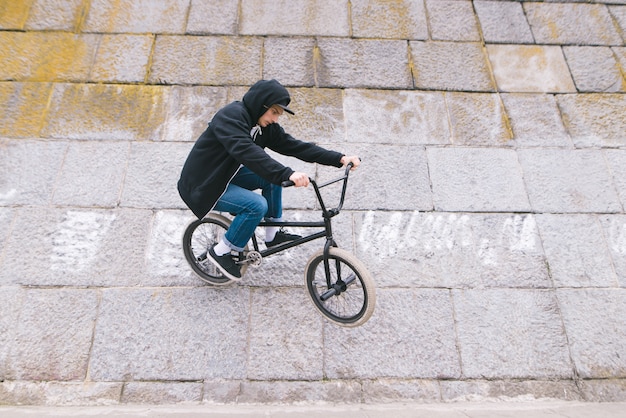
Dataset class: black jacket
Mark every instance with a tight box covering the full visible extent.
[178,79,344,219]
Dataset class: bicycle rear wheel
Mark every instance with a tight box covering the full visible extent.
[305,247,375,327]
[182,213,247,285]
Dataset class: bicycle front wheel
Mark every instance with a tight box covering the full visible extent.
[182,213,247,286]
[305,247,376,327]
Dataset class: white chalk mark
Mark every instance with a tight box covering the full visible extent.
[51,211,115,272]
[358,211,538,265]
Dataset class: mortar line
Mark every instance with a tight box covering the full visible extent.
[182,0,192,34]
[75,0,91,33]
[143,34,157,85]
[83,288,103,382]
[469,0,514,141]
[448,288,465,380]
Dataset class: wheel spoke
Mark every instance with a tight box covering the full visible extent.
[305,248,374,326]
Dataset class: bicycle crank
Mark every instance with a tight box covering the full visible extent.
[240,250,262,267]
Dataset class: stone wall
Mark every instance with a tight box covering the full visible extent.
[1,0,625,406]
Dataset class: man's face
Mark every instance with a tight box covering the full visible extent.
[257,105,283,127]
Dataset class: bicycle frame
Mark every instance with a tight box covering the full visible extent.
[236,163,354,265]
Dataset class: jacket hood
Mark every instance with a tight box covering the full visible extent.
[242,79,294,121]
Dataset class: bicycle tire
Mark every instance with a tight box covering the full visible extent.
[305,247,376,327]
[182,213,248,285]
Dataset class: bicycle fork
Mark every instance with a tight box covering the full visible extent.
[319,238,357,301]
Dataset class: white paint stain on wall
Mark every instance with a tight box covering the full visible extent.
[358,211,538,266]
[146,211,190,277]
[0,189,17,202]
[607,218,626,256]
[51,211,115,271]
[503,215,538,252]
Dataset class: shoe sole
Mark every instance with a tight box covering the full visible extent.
[207,252,242,282]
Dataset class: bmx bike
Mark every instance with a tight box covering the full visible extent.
[182,163,375,327]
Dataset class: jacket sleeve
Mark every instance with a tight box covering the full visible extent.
[212,113,295,184]
[268,125,344,168]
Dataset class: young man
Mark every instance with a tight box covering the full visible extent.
[178,79,360,281]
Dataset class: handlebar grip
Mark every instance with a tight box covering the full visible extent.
[281,180,295,188]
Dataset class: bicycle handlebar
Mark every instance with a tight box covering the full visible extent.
[281,161,357,218]
[281,162,355,188]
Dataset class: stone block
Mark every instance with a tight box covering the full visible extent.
[454,289,572,379]
[238,380,362,404]
[263,38,316,87]
[474,1,534,44]
[90,35,153,83]
[440,380,581,402]
[186,0,239,35]
[157,86,228,142]
[525,3,622,46]
[427,147,529,212]
[120,142,191,209]
[149,36,263,85]
[83,0,188,33]
[0,287,23,380]
[344,89,450,145]
[557,94,626,147]
[536,214,618,288]
[202,380,241,403]
[0,82,53,138]
[247,288,324,380]
[605,150,626,213]
[337,143,432,211]
[500,94,571,147]
[557,289,626,378]
[487,45,576,93]
[239,0,349,37]
[410,42,494,92]
[0,140,67,206]
[0,381,122,406]
[145,210,201,286]
[41,83,167,140]
[0,207,152,287]
[51,141,129,207]
[277,87,345,145]
[24,0,82,31]
[0,1,32,29]
[0,32,98,82]
[446,92,512,145]
[362,379,441,403]
[0,208,15,253]
[354,211,550,289]
[351,0,428,40]
[599,215,626,287]
[3,288,98,380]
[579,379,626,402]
[518,149,621,213]
[89,287,250,380]
[425,0,481,41]
[316,38,412,89]
[324,289,461,379]
[563,46,624,93]
[121,382,203,404]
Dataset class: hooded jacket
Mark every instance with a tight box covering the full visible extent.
[178,79,344,219]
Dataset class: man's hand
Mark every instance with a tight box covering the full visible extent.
[289,172,310,187]
[340,155,361,170]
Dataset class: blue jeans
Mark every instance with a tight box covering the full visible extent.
[213,167,282,251]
